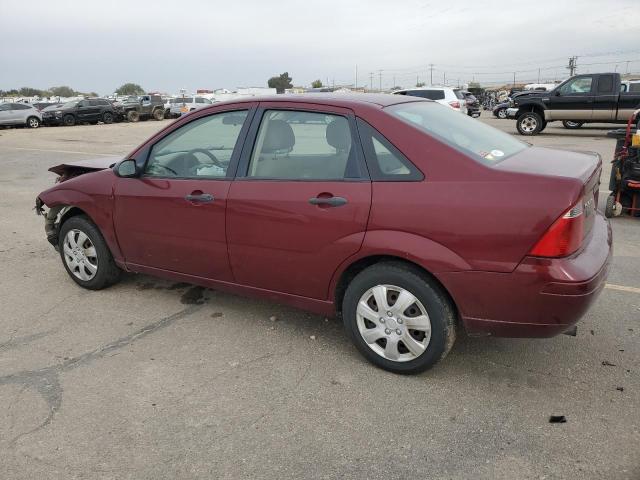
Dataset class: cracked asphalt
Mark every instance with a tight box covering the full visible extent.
[0,114,638,479]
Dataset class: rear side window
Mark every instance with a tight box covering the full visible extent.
[356,118,423,181]
[247,109,361,180]
[12,103,31,110]
[597,75,614,94]
[406,90,445,101]
[453,89,465,99]
[387,102,527,165]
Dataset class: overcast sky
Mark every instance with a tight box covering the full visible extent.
[2,0,639,94]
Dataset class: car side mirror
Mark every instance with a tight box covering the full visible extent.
[115,159,139,178]
[554,90,561,96]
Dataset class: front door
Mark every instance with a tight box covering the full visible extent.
[227,105,371,300]
[113,107,254,280]
[546,74,594,121]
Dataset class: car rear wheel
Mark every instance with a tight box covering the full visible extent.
[342,262,456,374]
[127,110,139,122]
[516,111,543,135]
[562,120,584,129]
[63,114,75,126]
[152,108,164,121]
[497,108,508,119]
[59,215,121,290]
[102,112,114,124]
[26,116,40,128]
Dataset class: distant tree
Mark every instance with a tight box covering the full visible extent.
[18,87,43,97]
[88,92,99,97]
[392,86,402,91]
[267,72,293,94]
[311,79,323,88]
[115,83,145,96]
[50,86,76,97]
[468,81,481,89]
[416,82,425,87]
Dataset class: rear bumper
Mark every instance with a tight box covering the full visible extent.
[439,214,612,337]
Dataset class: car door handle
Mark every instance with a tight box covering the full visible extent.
[185,193,214,203]
[308,196,347,207]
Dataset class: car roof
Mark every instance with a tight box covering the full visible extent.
[210,93,427,109]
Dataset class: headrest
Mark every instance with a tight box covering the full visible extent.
[261,119,295,153]
[326,118,351,151]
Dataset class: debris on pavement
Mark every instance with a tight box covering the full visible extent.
[549,415,567,423]
[602,360,617,366]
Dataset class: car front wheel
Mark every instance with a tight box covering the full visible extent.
[59,215,121,290]
[516,112,543,135]
[342,262,456,374]
[497,108,508,119]
[27,116,40,128]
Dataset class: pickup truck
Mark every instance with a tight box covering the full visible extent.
[509,72,640,135]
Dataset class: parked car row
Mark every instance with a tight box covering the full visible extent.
[393,87,481,118]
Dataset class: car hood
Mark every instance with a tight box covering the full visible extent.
[48,156,121,176]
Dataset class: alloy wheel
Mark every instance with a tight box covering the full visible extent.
[520,116,537,133]
[28,117,39,128]
[356,284,431,362]
[63,229,98,281]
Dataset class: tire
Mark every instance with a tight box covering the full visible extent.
[127,110,140,122]
[152,108,164,121]
[63,114,75,126]
[164,109,171,119]
[102,111,114,124]
[58,215,121,290]
[342,262,456,374]
[605,194,615,218]
[26,116,40,128]
[562,120,584,129]
[516,111,543,136]
[497,108,508,119]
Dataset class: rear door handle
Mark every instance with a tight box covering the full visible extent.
[308,196,347,207]
[185,193,214,203]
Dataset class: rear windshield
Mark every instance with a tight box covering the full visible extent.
[405,89,445,101]
[453,89,465,99]
[387,101,528,164]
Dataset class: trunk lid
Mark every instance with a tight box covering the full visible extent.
[496,146,601,249]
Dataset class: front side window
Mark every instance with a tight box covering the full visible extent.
[388,101,527,165]
[12,103,31,110]
[559,76,593,95]
[247,110,360,180]
[145,110,248,178]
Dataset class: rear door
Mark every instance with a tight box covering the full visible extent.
[592,74,617,121]
[546,75,594,121]
[226,103,371,299]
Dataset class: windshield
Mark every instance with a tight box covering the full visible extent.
[62,101,79,108]
[387,101,528,164]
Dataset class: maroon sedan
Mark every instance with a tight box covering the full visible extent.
[35,94,612,373]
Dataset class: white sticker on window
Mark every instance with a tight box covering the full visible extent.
[491,149,505,157]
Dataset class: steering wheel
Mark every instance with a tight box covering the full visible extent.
[149,163,178,176]
[189,148,222,167]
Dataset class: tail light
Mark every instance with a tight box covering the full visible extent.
[449,101,461,109]
[529,199,584,258]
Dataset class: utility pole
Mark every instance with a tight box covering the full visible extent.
[513,72,516,88]
[567,56,578,76]
[355,64,358,90]
[393,75,396,88]
[443,71,446,85]
[416,75,419,87]
[626,60,630,74]
[369,72,374,92]
[379,70,382,92]
[537,68,540,83]
[429,64,434,85]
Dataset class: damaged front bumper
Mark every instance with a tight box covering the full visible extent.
[35,196,68,248]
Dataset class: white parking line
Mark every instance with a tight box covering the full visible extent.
[0,146,118,156]
[605,283,640,294]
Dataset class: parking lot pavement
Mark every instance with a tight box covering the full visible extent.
[0,116,638,479]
